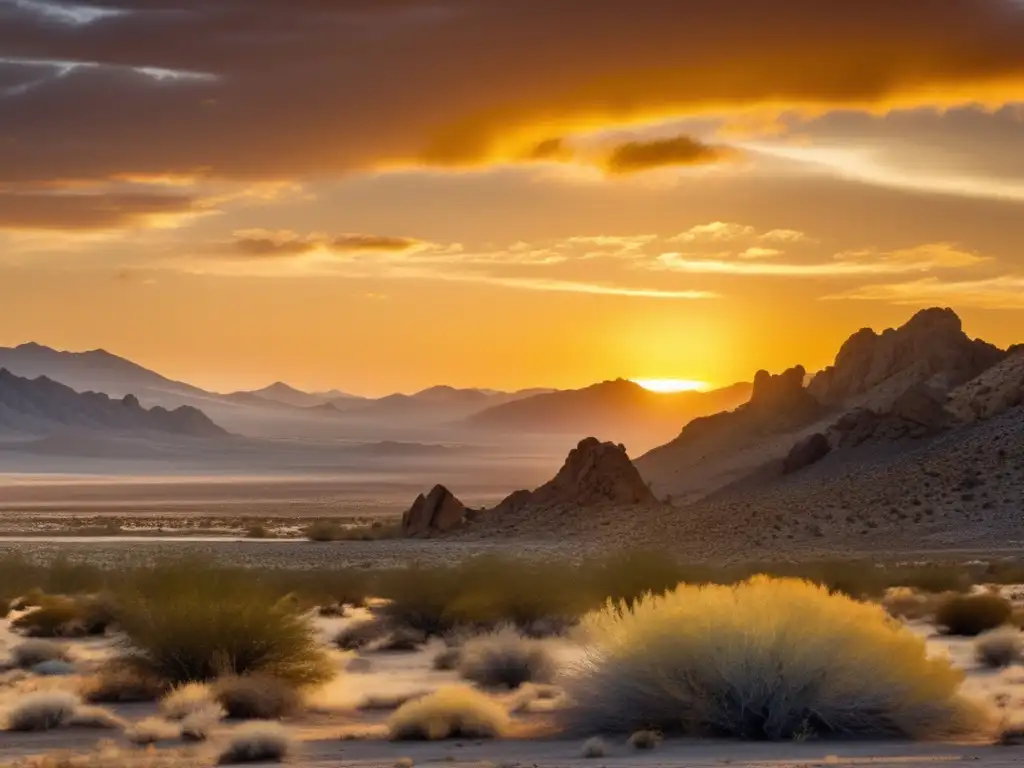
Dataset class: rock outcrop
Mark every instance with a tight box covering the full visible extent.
[493,437,656,515]
[808,308,1004,408]
[948,349,1024,423]
[824,383,951,449]
[401,484,470,537]
[783,432,831,474]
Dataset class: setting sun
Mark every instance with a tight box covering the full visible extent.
[631,378,711,393]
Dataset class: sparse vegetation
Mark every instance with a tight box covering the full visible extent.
[581,737,608,758]
[217,721,295,764]
[11,639,69,669]
[387,686,509,740]
[561,577,990,740]
[160,682,216,720]
[457,626,556,689]
[125,717,181,745]
[628,730,661,750]
[975,627,1024,668]
[11,593,116,638]
[115,561,334,686]
[213,675,302,720]
[935,593,1012,636]
[81,662,166,703]
[335,619,388,651]
[4,691,80,732]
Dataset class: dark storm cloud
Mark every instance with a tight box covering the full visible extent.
[2,0,1024,184]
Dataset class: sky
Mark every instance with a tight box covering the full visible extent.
[3,0,1024,395]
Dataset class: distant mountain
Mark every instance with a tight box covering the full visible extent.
[0,369,226,437]
[237,381,365,408]
[331,385,555,421]
[0,343,208,403]
[467,378,753,452]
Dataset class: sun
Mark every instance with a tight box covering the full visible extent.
[631,378,711,393]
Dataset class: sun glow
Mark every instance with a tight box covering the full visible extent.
[632,378,710,393]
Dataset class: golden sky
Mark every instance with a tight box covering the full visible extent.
[3,0,1024,394]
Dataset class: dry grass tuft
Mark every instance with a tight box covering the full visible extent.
[212,675,302,720]
[976,628,1024,668]
[561,576,993,740]
[11,639,69,669]
[125,717,182,745]
[357,691,428,712]
[180,703,226,742]
[935,593,1012,637]
[432,647,462,671]
[216,721,295,764]
[160,682,216,720]
[66,706,126,730]
[457,627,556,690]
[387,685,510,740]
[81,663,165,704]
[581,737,608,758]
[4,691,80,731]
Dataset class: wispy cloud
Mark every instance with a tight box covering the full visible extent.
[655,243,986,277]
[822,275,1024,309]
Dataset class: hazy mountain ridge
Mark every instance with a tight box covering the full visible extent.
[0,369,227,438]
[468,378,753,453]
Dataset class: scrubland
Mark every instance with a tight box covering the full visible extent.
[1,552,1024,767]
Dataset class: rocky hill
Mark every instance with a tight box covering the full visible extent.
[0,369,227,438]
[807,307,1004,409]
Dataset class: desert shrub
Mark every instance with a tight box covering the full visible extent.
[357,691,427,711]
[12,593,118,638]
[161,682,216,720]
[245,525,269,539]
[581,737,607,758]
[561,576,990,740]
[81,662,165,703]
[433,647,462,671]
[217,721,295,764]
[628,730,661,749]
[457,627,556,689]
[305,521,344,542]
[125,717,181,745]
[4,691,80,731]
[32,660,77,676]
[387,685,509,740]
[181,703,225,742]
[976,628,1024,668]
[377,626,428,652]
[881,587,943,621]
[212,675,302,720]
[11,639,69,669]
[115,561,333,686]
[935,594,1012,636]
[317,603,347,618]
[335,619,388,651]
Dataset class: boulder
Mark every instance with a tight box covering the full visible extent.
[783,432,831,474]
[401,484,469,537]
[494,437,656,514]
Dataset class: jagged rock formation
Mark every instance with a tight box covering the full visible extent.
[948,349,1024,423]
[0,369,227,437]
[401,485,471,537]
[807,308,1004,408]
[493,437,656,515]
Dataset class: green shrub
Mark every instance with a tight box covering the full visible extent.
[561,577,991,740]
[935,594,1012,636]
[115,561,334,686]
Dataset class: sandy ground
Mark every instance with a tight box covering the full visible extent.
[3,599,1024,768]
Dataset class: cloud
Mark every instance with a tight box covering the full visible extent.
[330,234,424,252]
[221,230,427,258]
[823,276,1024,309]
[417,272,718,300]
[739,247,783,259]
[2,0,1024,184]
[603,136,738,174]
[655,242,986,277]
[0,190,203,231]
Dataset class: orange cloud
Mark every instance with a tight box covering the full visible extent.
[603,136,739,174]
